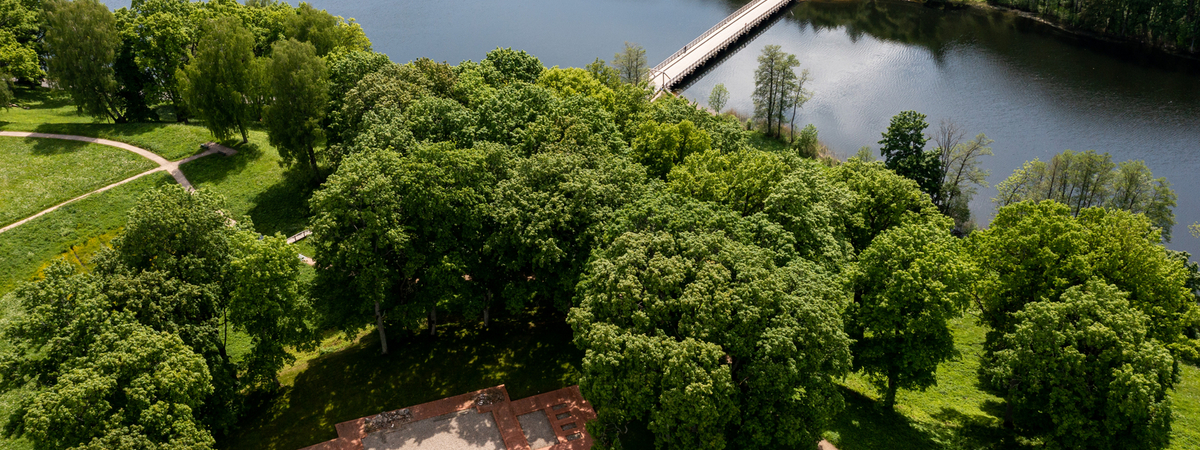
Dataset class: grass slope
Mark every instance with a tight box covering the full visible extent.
[0,137,156,227]
[181,130,316,238]
[0,87,214,160]
[0,172,174,297]
[223,309,581,450]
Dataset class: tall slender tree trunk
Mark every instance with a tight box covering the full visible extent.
[306,144,319,176]
[429,306,437,336]
[221,306,229,360]
[375,300,389,355]
[885,369,899,410]
[483,290,492,328]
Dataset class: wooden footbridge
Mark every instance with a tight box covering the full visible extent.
[649,0,794,98]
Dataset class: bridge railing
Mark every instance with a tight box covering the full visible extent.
[651,0,772,74]
[652,0,793,96]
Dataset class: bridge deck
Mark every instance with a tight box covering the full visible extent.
[649,0,793,97]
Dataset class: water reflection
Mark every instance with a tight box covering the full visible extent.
[681,1,1200,256]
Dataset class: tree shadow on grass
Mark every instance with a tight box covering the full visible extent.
[177,140,263,203]
[32,121,173,141]
[245,165,318,237]
[223,308,581,450]
[929,405,1032,450]
[19,136,96,155]
[828,387,946,450]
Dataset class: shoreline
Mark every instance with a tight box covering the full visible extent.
[938,0,1200,61]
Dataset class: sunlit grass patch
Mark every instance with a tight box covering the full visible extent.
[1,86,214,160]
[0,137,156,227]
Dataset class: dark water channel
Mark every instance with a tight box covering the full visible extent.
[101,0,1200,256]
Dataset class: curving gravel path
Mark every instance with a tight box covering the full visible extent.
[0,131,225,234]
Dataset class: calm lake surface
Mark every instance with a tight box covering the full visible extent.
[103,0,1200,256]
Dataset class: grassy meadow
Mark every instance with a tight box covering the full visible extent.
[1,87,214,160]
[0,137,157,227]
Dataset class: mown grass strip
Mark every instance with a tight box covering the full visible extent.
[0,172,174,298]
[0,137,157,227]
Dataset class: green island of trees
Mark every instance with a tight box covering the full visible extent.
[0,1,1197,450]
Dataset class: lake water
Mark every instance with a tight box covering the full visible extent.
[101,0,1200,257]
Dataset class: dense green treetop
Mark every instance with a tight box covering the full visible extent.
[537,66,616,110]
[309,143,510,337]
[6,282,217,450]
[520,93,627,156]
[978,279,1176,449]
[487,151,648,312]
[283,2,370,56]
[326,49,391,112]
[631,119,712,179]
[830,158,942,254]
[472,81,554,147]
[227,231,316,385]
[479,47,544,86]
[666,148,791,217]
[642,94,749,154]
[177,15,256,141]
[264,38,330,174]
[762,159,856,270]
[848,220,974,408]
[0,0,43,82]
[969,200,1199,361]
[43,0,126,121]
[402,95,477,147]
[879,110,942,198]
[570,192,849,449]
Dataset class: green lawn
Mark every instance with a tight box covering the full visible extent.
[0,172,174,298]
[1,87,215,161]
[222,309,582,450]
[181,130,317,238]
[829,314,1200,450]
[0,136,157,227]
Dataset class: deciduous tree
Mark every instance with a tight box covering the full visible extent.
[178,15,257,142]
[612,41,647,85]
[569,193,850,450]
[879,110,941,197]
[995,150,1177,241]
[978,280,1175,448]
[487,152,647,313]
[930,120,992,230]
[43,0,125,122]
[848,221,974,409]
[310,143,509,350]
[830,158,942,253]
[264,38,330,175]
[763,159,855,270]
[666,148,790,216]
[969,200,1199,361]
[126,0,196,121]
[0,0,43,82]
[631,119,711,179]
[752,45,800,138]
[228,231,316,385]
[479,47,543,87]
[708,83,729,113]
